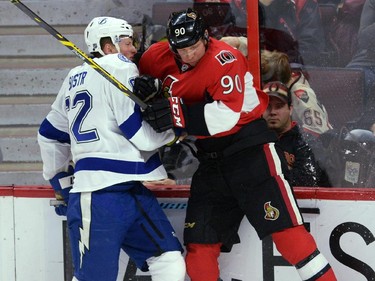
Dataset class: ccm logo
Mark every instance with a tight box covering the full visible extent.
[170,97,185,128]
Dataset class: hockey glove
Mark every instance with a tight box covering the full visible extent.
[133,75,162,102]
[49,165,74,216]
[142,97,187,133]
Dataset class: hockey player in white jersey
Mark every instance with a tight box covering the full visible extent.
[37,16,185,281]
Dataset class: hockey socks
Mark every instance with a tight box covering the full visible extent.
[185,243,222,281]
[272,225,337,281]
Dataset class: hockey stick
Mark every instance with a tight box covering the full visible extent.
[10,0,148,110]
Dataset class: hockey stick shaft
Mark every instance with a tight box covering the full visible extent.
[10,0,148,109]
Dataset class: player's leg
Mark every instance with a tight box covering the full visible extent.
[229,142,337,281]
[183,162,244,281]
[122,183,185,281]
[67,190,131,281]
[262,143,337,280]
[185,243,222,281]
[272,225,336,281]
[146,251,186,281]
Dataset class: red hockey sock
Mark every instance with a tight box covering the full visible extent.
[272,225,337,281]
[185,243,221,281]
[272,225,317,264]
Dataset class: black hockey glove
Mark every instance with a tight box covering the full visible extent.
[142,97,187,133]
[133,75,162,102]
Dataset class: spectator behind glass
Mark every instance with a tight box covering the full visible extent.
[261,50,333,137]
[259,0,326,65]
[221,0,325,65]
[346,0,375,133]
[330,0,366,67]
[262,81,324,187]
[261,50,333,187]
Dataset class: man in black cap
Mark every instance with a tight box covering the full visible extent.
[263,81,324,187]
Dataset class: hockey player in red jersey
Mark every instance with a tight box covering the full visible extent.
[137,8,337,281]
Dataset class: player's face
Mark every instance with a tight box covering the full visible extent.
[263,96,292,135]
[176,39,206,66]
[118,37,137,61]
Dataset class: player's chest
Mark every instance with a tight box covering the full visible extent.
[161,68,211,103]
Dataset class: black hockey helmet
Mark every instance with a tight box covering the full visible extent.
[167,8,207,52]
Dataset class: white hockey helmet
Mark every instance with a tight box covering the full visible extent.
[85,16,133,56]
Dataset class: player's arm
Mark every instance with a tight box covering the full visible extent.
[38,81,72,181]
[38,86,73,216]
[140,68,247,136]
[110,65,178,150]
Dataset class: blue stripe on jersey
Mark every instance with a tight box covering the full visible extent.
[39,118,70,144]
[75,152,162,174]
[119,104,143,139]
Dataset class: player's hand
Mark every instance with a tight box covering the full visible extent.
[142,97,187,132]
[55,205,68,216]
[133,75,162,102]
[49,165,74,216]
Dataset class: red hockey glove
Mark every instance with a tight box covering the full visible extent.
[142,97,187,132]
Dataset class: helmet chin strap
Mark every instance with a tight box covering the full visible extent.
[114,43,121,54]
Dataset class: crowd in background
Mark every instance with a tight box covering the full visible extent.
[145,0,375,188]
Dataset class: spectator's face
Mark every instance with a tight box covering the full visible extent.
[176,39,206,66]
[263,96,292,135]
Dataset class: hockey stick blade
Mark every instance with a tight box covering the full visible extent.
[10,0,148,110]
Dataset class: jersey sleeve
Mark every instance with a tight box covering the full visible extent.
[189,56,265,137]
[107,60,176,150]
[38,74,72,180]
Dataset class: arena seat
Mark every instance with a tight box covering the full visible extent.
[305,67,365,129]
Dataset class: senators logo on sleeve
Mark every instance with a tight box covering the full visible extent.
[215,50,237,65]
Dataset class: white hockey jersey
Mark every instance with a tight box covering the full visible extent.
[289,71,333,136]
[38,53,175,192]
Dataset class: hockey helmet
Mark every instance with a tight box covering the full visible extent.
[345,129,375,145]
[85,16,133,56]
[167,8,207,52]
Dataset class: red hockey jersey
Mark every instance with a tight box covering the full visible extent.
[139,38,268,138]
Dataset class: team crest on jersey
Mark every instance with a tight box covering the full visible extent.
[264,201,280,221]
[284,151,295,169]
[117,53,131,63]
[215,50,237,65]
[293,89,309,103]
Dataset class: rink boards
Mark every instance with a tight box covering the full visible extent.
[1,185,375,281]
